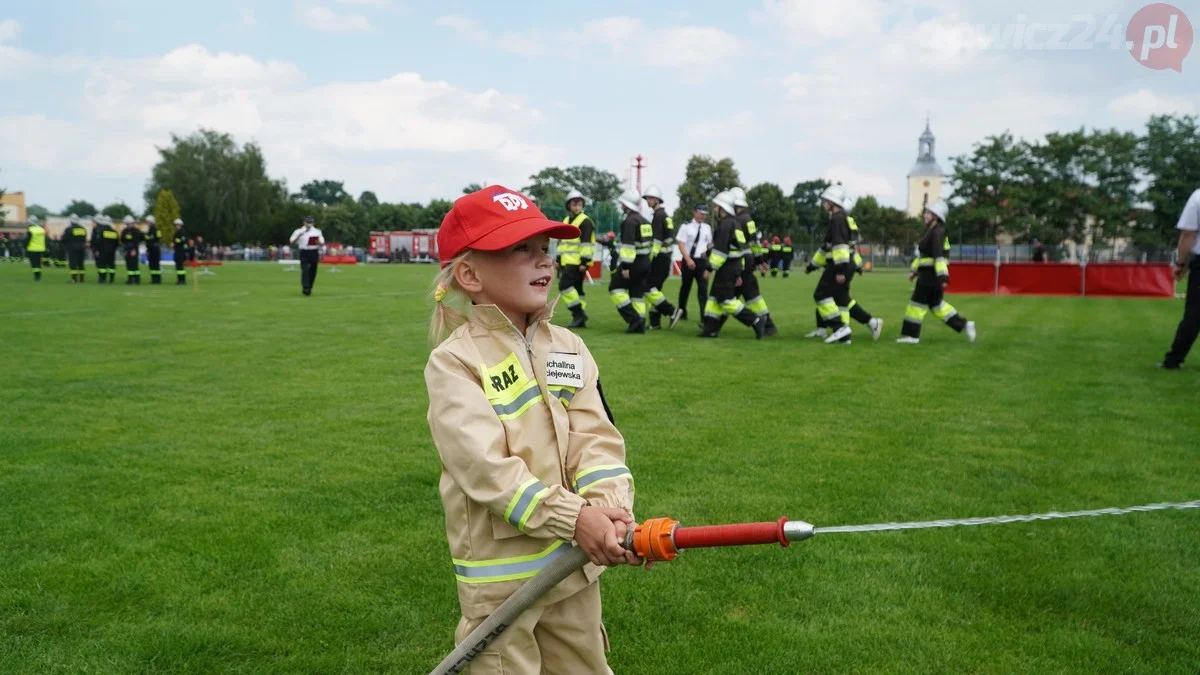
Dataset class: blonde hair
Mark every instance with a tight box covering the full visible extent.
[429,252,473,346]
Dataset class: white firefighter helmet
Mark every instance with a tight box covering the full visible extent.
[146,215,156,224]
[564,189,585,205]
[925,199,949,224]
[174,218,184,225]
[712,191,736,216]
[617,189,642,213]
[123,215,134,224]
[730,186,748,208]
[820,184,847,209]
[28,215,39,224]
[69,214,79,224]
[642,185,663,201]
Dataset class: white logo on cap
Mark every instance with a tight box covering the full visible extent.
[492,193,529,212]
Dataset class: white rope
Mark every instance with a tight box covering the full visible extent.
[815,500,1200,535]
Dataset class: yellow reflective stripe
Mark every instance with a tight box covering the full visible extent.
[504,478,540,524]
[573,464,633,495]
[519,488,550,530]
[917,257,935,267]
[831,244,850,263]
[493,382,542,420]
[618,245,636,263]
[812,249,827,266]
[453,540,568,584]
[710,249,728,269]
[935,258,949,275]
[547,385,577,408]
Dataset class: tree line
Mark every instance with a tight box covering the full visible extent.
[39,113,1199,251]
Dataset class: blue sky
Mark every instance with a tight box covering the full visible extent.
[1,0,1196,216]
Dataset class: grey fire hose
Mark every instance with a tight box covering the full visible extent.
[428,546,590,675]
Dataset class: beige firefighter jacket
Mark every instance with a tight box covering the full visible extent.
[426,301,635,619]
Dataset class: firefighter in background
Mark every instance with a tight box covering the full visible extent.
[63,215,88,283]
[641,185,678,330]
[144,216,163,284]
[700,191,766,339]
[120,215,145,285]
[781,237,794,277]
[769,236,783,276]
[557,189,595,329]
[53,236,67,268]
[897,200,977,344]
[609,189,652,333]
[806,185,854,344]
[92,215,120,284]
[729,187,778,336]
[173,219,192,285]
[843,211,884,340]
[24,215,47,281]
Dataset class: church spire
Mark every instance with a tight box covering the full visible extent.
[910,117,942,177]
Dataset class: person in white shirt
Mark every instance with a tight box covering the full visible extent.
[673,204,713,325]
[1161,187,1200,369]
[289,216,325,296]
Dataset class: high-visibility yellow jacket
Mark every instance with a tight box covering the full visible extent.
[425,301,635,619]
[26,225,47,253]
[558,212,595,266]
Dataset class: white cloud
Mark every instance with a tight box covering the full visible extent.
[437,15,740,77]
[436,15,489,45]
[823,165,896,198]
[755,0,887,46]
[296,4,373,32]
[0,45,555,204]
[338,0,391,5]
[685,111,758,141]
[0,18,20,42]
[1107,89,1196,118]
[567,17,742,70]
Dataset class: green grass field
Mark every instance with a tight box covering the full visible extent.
[2,261,1198,674]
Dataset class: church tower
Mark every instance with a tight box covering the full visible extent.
[906,118,944,217]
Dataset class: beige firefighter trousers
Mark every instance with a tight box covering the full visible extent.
[453,581,612,674]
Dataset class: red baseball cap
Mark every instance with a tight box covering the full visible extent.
[438,186,580,267]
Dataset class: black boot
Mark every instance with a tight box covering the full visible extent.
[736,308,767,339]
[618,304,642,333]
[151,275,161,285]
[698,315,720,338]
[567,307,588,328]
[764,314,778,337]
[126,276,134,285]
[648,310,661,330]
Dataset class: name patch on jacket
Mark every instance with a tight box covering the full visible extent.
[546,353,583,387]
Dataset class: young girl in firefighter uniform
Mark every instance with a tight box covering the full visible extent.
[425,186,639,674]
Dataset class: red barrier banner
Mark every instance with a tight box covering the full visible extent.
[321,255,358,264]
[999,262,1082,296]
[1084,263,1174,298]
[944,262,996,294]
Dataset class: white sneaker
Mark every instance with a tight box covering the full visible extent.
[804,328,827,339]
[824,325,852,344]
[869,317,884,341]
[966,321,976,343]
[896,336,921,344]
[669,307,684,330]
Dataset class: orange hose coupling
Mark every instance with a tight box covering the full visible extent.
[632,517,680,562]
